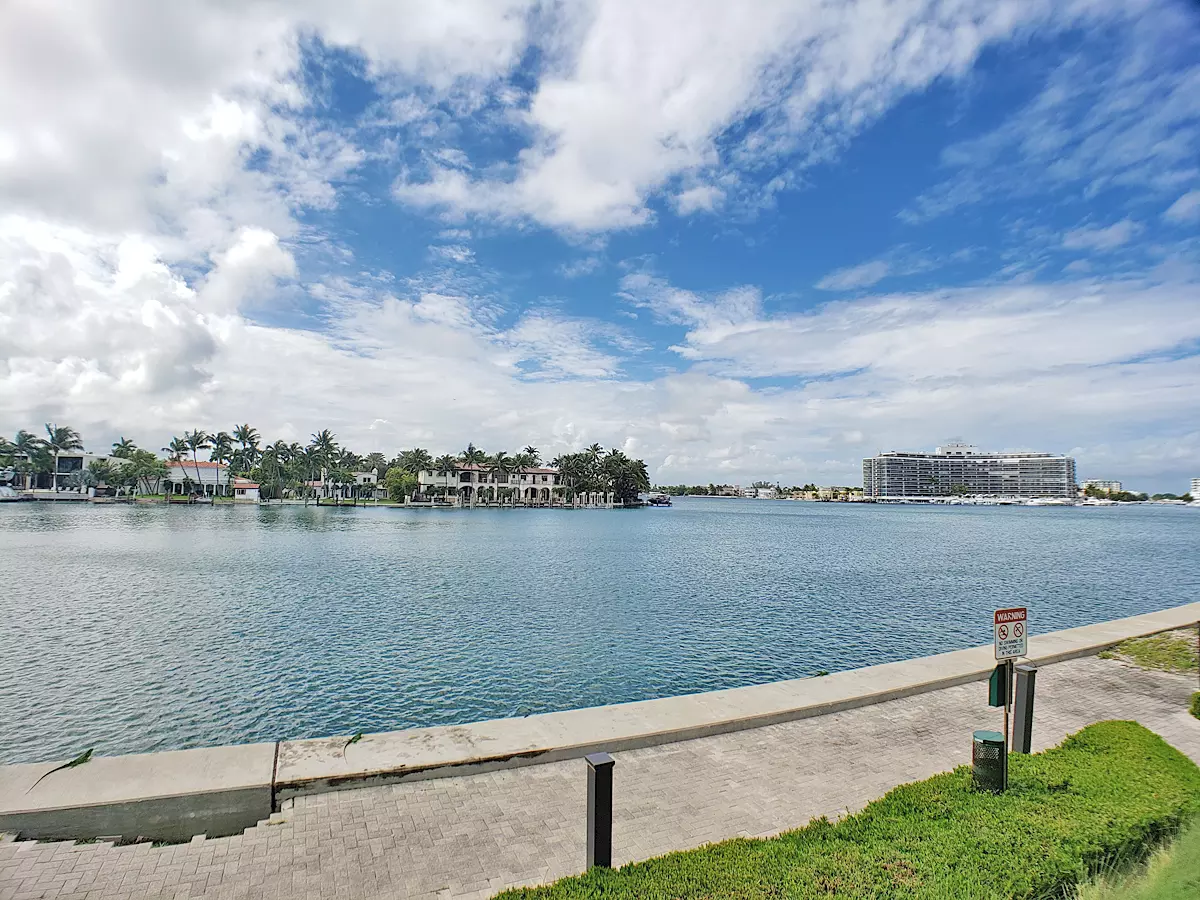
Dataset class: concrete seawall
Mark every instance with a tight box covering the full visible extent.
[3,603,1197,843]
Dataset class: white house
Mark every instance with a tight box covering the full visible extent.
[417,463,563,505]
[163,460,230,497]
[743,486,778,499]
[5,448,124,492]
[231,477,260,502]
[306,470,380,500]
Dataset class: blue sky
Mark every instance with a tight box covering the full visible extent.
[1,0,1198,490]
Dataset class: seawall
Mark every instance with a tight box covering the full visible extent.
[2,603,1197,843]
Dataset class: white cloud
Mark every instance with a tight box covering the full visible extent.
[1,0,1198,491]
[498,312,626,379]
[620,269,1200,383]
[673,185,724,215]
[1061,219,1141,252]
[394,0,1132,232]
[1163,189,1200,223]
[558,256,602,279]
[904,3,1199,222]
[816,260,891,291]
[429,244,475,264]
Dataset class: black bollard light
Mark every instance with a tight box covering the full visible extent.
[585,752,615,869]
[1012,664,1037,754]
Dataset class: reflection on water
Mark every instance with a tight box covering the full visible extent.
[0,499,1196,763]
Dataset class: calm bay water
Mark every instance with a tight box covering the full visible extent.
[0,499,1197,764]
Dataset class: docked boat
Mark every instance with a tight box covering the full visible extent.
[646,492,672,506]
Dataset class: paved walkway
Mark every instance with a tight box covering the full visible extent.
[2,654,1198,900]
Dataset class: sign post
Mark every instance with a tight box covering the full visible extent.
[993,607,1028,771]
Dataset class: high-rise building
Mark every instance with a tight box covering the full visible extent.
[1191,477,1200,498]
[1083,479,1122,494]
[862,442,1076,499]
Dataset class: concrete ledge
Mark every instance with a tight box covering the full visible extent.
[3,604,1196,839]
[0,743,275,842]
[274,603,1200,800]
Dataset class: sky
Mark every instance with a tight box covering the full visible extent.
[1,0,1198,492]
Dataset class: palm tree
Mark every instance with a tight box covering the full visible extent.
[487,451,515,504]
[162,437,188,461]
[400,448,433,474]
[460,443,487,466]
[232,424,259,454]
[111,437,137,459]
[183,429,211,496]
[12,430,44,490]
[209,431,233,466]
[44,423,83,491]
[307,430,338,500]
[523,446,541,466]
[511,451,535,502]
[432,453,458,498]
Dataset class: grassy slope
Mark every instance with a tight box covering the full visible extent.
[1099,632,1198,675]
[1078,823,1200,900]
[497,722,1200,900]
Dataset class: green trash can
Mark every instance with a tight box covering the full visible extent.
[973,730,1007,793]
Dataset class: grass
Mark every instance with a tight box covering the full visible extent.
[496,722,1200,900]
[1190,693,1200,721]
[1075,822,1200,900]
[1099,631,1199,675]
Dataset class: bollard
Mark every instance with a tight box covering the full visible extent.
[585,752,615,869]
[1012,664,1037,754]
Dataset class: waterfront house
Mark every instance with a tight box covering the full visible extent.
[306,470,380,501]
[163,461,230,497]
[417,463,563,505]
[231,477,260,502]
[5,448,125,493]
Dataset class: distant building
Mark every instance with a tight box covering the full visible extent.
[417,463,561,504]
[231,477,260,502]
[742,486,777,499]
[862,442,1076,499]
[1191,477,1200,498]
[163,461,229,497]
[714,484,741,497]
[1083,479,1122,494]
[5,448,123,492]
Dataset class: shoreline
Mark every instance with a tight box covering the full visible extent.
[3,603,1197,842]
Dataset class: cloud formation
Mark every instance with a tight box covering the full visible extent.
[1,0,1197,492]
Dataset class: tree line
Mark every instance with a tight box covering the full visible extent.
[2,425,651,504]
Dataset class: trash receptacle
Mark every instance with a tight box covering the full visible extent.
[973,730,1007,793]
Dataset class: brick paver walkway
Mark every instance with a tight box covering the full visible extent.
[2,655,1198,900]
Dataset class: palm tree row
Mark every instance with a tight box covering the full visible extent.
[4,423,649,504]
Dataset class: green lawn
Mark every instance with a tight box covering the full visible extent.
[1077,822,1200,900]
[496,722,1200,900]
[1099,632,1198,675]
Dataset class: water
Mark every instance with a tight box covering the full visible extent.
[1,499,1197,764]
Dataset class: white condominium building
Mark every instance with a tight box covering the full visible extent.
[863,442,1077,499]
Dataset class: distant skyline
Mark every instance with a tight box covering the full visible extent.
[1,1,1198,492]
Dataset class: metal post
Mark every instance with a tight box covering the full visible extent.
[585,752,615,869]
[1012,664,1037,753]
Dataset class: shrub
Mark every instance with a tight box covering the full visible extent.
[496,722,1200,900]
[1190,692,1200,721]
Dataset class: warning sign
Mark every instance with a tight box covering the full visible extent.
[994,607,1028,660]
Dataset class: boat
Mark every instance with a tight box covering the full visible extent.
[646,492,672,506]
